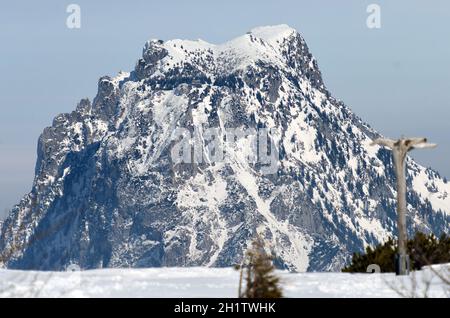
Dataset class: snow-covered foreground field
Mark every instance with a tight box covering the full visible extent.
[0,267,448,298]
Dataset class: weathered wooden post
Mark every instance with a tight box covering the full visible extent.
[371,137,436,275]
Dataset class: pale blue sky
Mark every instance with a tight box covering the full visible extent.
[1,0,449,218]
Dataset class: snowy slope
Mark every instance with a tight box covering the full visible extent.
[0,25,448,272]
[0,266,448,298]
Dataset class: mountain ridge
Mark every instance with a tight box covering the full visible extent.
[0,25,448,271]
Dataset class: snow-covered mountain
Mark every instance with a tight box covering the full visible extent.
[0,25,448,271]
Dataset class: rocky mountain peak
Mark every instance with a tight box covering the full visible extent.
[0,26,448,271]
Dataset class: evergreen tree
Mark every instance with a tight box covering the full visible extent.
[342,232,450,273]
[236,236,283,298]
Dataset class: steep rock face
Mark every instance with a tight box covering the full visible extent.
[0,25,448,271]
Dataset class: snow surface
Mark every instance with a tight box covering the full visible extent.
[0,266,448,298]
[411,163,450,215]
[249,24,296,47]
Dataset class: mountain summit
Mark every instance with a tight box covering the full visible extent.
[1,25,448,271]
